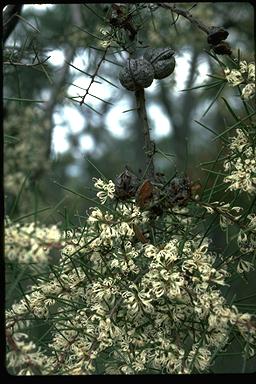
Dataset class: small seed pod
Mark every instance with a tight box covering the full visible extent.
[166,176,192,207]
[135,179,154,208]
[207,27,229,45]
[144,47,175,80]
[119,58,154,91]
[212,41,232,55]
[114,167,138,199]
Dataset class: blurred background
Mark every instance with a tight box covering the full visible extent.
[3,3,255,373]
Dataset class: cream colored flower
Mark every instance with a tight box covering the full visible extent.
[93,178,115,204]
[239,61,248,73]
[248,63,255,82]
[225,69,243,86]
[5,220,62,264]
[117,222,134,237]
[237,260,254,273]
[224,61,255,101]
[224,131,256,194]
[144,244,157,258]
[242,83,255,100]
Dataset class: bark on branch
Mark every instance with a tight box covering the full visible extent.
[135,88,155,180]
[158,3,210,35]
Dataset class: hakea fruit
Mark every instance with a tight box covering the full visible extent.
[119,58,154,91]
[143,47,175,80]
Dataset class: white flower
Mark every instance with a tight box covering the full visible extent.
[248,63,255,82]
[87,208,104,223]
[225,69,244,86]
[239,61,248,73]
[204,205,214,214]
[117,222,134,238]
[237,260,254,273]
[247,214,256,230]
[99,27,109,36]
[224,61,255,102]
[242,83,255,100]
[144,244,157,258]
[5,220,62,264]
[223,131,256,194]
[100,40,111,48]
[100,223,117,239]
[93,178,115,204]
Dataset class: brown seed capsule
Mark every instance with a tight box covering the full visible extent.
[207,27,229,45]
[166,176,192,207]
[144,47,175,80]
[119,58,154,91]
[212,41,232,55]
[135,179,154,208]
[114,167,138,199]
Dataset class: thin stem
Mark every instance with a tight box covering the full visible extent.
[79,45,110,106]
[158,3,210,35]
[4,56,51,67]
[135,88,155,179]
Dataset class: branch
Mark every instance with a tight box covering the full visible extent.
[79,45,110,106]
[3,5,23,45]
[3,56,51,67]
[135,89,155,180]
[158,3,210,34]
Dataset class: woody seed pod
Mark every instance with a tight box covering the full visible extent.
[119,58,154,91]
[114,167,138,199]
[212,41,232,55]
[166,176,192,207]
[207,27,229,45]
[144,47,175,80]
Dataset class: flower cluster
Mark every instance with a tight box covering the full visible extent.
[224,60,255,100]
[204,201,255,273]
[4,105,51,198]
[6,193,256,375]
[202,201,242,230]
[5,218,62,264]
[236,212,256,271]
[201,202,255,272]
[93,177,115,204]
[6,330,53,376]
[223,129,256,195]
[98,27,114,48]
